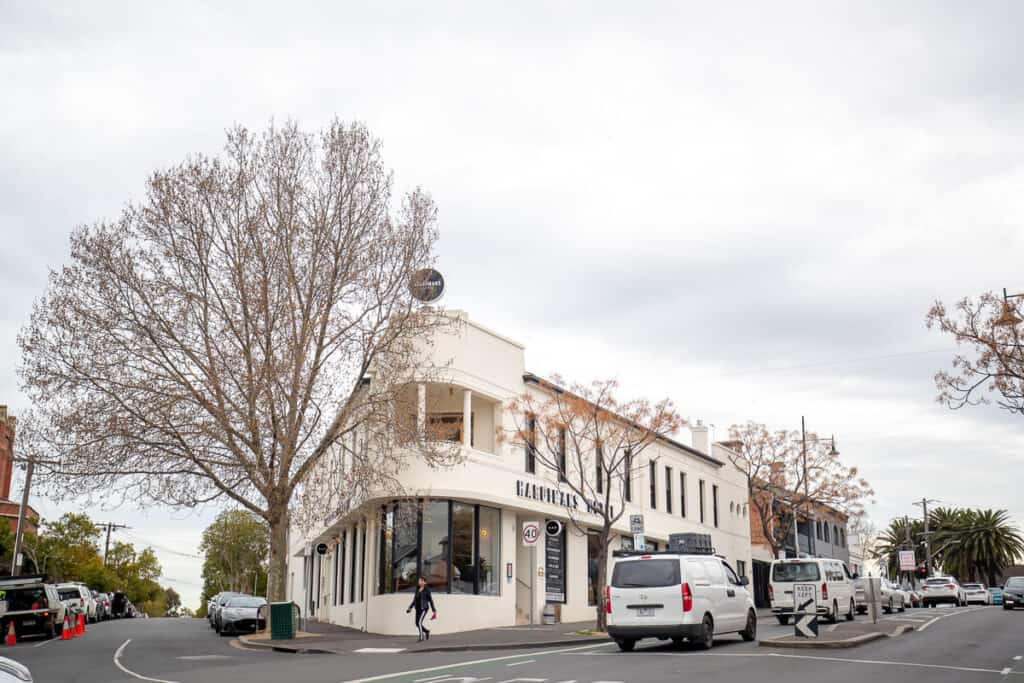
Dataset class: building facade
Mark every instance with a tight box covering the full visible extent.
[285,313,752,635]
[0,406,38,535]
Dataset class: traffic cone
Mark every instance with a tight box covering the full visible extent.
[4,623,14,646]
[61,615,71,640]
[75,613,85,636]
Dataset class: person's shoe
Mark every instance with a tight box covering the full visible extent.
[425,630,430,640]
[417,635,423,642]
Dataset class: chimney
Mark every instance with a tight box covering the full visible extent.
[691,420,709,454]
[0,406,13,500]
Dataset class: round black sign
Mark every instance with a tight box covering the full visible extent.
[409,268,445,303]
[545,520,563,537]
[316,542,328,555]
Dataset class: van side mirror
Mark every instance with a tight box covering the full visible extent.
[851,572,859,580]
[740,576,750,586]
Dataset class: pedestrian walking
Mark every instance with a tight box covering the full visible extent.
[406,577,437,641]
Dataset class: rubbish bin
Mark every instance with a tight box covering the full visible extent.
[270,602,296,640]
[542,604,556,625]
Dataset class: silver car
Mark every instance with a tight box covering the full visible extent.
[216,596,266,636]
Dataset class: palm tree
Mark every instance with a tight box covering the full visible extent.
[932,508,1024,584]
[872,517,925,578]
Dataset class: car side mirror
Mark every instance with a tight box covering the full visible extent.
[740,576,750,586]
[851,572,859,580]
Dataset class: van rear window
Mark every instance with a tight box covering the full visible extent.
[612,560,680,588]
[772,562,821,582]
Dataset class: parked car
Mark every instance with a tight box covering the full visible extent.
[216,596,267,635]
[93,592,111,621]
[55,583,92,621]
[110,592,130,618]
[606,548,756,651]
[0,656,32,682]
[920,576,966,607]
[769,557,856,624]
[210,592,246,630]
[877,578,906,613]
[1002,577,1024,610]
[902,585,923,608]
[0,575,66,640]
[962,583,990,605]
[989,586,1004,605]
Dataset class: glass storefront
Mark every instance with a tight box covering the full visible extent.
[379,500,501,595]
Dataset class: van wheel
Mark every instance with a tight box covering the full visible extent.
[884,598,893,614]
[827,600,839,623]
[740,610,757,641]
[44,621,56,640]
[846,600,855,621]
[898,599,906,613]
[775,615,789,625]
[616,639,636,652]
[695,615,714,650]
[671,637,685,647]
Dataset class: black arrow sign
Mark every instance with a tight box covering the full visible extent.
[794,614,818,638]
[798,598,815,612]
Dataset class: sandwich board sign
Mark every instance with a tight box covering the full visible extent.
[793,583,818,638]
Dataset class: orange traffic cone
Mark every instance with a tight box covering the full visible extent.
[75,613,85,636]
[4,622,15,646]
[61,615,71,640]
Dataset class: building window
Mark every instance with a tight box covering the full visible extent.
[338,530,346,605]
[737,559,746,578]
[823,523,830,543]
[379,500,500,596]
[712,484,719,528]
[649,461,657,509]
[665,466,673,514]
[816,521,822,540]
[359,527,366,602]
[840,528,846,547]
[833,524,839,545]
[623,449,632,502]
[525,415,536,474]
[680,472,687,517]
[595,445,603,494]
[427,413,472,446]
[698,479,706,524]
[333,537,341,606]
[557,428,567,482]
[587,533,601,606]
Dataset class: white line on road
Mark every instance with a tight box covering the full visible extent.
[412,676,450,682]
[114,639,180,683]
[917,616,942,631]
[32,637,56,648]
[340,642,615,683]
[355,648,407,653]
[505,659,536,666]
[1003,668,1013,675]
[1015,656,1023,661]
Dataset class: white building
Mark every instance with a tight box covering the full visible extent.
[286,312,752,635]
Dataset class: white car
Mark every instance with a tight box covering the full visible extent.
[0,656,32,682]
[880,578,907,614]
[920,576,966,607]
[606,549,756,651]
[55,583,93,621]
[216,596,267,635]
[962,583,990,605]
[769,557,857,624]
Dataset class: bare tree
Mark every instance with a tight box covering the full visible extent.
[17,120,462,601]
[507,375,683,630]
[927,292,1024,415]
[727,422,873,559]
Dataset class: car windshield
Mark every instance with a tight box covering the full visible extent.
[1005,578,1024,590]
[772,562,821,582]
[925,578,952,585]
[963,584,983,589]
[0,587,48,611]
[611,559,680,588]
[227,597,266,608]
[58,589,81,600]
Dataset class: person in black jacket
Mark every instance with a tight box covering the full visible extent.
[406,577,437,641]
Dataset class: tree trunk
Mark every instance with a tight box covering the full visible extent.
[595,526,611,631]
[267,506,290,603]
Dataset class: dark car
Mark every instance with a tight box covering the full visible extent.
[0,575,65,640]
[1002,577,1024,610]
[110,592,130,618]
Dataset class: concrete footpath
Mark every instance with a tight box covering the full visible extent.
[239,619,606,654]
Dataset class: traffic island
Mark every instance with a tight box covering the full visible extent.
[760,620,917,649]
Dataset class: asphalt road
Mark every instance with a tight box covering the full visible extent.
[2,607,1021,683]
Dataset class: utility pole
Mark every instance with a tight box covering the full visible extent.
[913,498,939,577]
[100,522,130,564]
[10,457,35,576]
[903,515,912,586]
[801,416,809,556]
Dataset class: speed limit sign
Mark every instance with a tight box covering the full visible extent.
[522,521,541,547]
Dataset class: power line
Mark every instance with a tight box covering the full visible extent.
[121,531,202,560]
[696,347,954,380]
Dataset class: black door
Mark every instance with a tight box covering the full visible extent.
[753,560,771,608]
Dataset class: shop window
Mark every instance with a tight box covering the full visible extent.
[349,529,357,603]
[338,530,346,605]
[680,472,687,517]
[478,506,500,595]
[587,533,601,606]
[359,527,366,602]
[712,484,719,528]
[665,466,673,514]
[333,537,341,606]
[698,479,706,524]
[421,501,451,592]
[525,415,536,474]
[394,502,419,592]
[649,461,657,509]
[451,502,476,594]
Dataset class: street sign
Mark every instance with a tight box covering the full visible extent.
[898,550,916,571]
[522,521,541,547]
[793,582,818,639]
[316,542,328,555]
[795,613,819,638]
[545,519,563,537]
[633,533,646,550]
[629,514,644,535]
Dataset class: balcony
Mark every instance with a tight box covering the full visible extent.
[396,381,500,455]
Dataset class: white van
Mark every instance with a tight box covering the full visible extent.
[769,557,857,624]
[606,550,756,651]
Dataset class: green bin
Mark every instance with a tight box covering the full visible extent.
[270,602,295,640]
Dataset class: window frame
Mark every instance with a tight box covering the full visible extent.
[648,461,657,509]
[664,465,673,515]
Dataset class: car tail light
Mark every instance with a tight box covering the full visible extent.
[821,582,829,601]
[921,585,928,591]
[682,582,693,612]
[947,584,956,590]
[769,584,774,602]
[604,586,611,614]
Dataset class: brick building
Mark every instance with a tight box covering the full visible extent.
[0,406,38,535]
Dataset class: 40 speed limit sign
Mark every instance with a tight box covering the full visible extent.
[522,521,541,547]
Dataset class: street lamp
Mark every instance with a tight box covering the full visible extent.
[994,288,1024,328]
[794,418,838,557]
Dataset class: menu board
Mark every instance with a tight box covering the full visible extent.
[545,520,565,603]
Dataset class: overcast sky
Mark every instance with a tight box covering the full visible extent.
[3,2,1024,609]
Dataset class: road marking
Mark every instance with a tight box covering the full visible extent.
[1015,656,1022,661]
[505,660,536,667]
[177,654,233,660]
[114,639,180,683]
[355,648,408,653]
[340,642,615,683]
[413,677,450,682]
[32,638,56,648]
[917,616,942,631]
[1003,668,1013,675]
